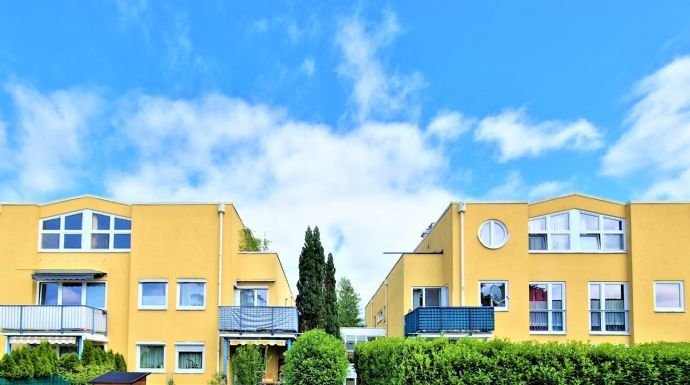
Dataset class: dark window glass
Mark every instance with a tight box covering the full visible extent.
[64,234,82,249]
[39,283,59,305]
[86,283,106,309]
[92,214,111,230]
[64,213,83,230]
[42,218,60,230]
[528,235,547,250]
[114,234,131,249]
[114,218,131,230]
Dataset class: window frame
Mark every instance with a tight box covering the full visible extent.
[411,286,449,310]
[139,280,168,310]
[174,343,205,374]
[654,281,685,313]
[529,210,626,253]
[478,281,509,312]
[38,210,132,252]
[176,279,207,311]
[136,342,166,373]
[588,282,630,335]
[528,282,566,335]
[477,219,509,249]
[35,281,107,310]
[234,286,269,307]
[376,310,384,324]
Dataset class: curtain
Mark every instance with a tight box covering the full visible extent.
[529,285,548,331]
[529,235,547,250]
[140,346,164,369]
[550,234,570,250]
[180,283,205,306]
[605,299,626,331]
[550,213,569,231]
[179,351,203,369]
[412,289,423,309]
[529,218,546,232]
[580,213,599,231]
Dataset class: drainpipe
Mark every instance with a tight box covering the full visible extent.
[459,202,466,305]
[217,203,226,374]
[384,280,389,335]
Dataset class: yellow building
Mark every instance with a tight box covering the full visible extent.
[0,195,296,385]
[366,194,690,344]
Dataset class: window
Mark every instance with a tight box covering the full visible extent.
[479,281,509,311]
[137,344,165,372]
[654,281,685,312]
[478,220,509,249]
[529,210,625,252]
[589,283,629,333]
[177,280,206,310]
[175,344,204,374]
[235,287,268,307]
[39,210,132,252]
[411,287,449,310]
[529,283,565,333]
[38,282,106,309]
[139,281,168,310]
[376,310,384,323]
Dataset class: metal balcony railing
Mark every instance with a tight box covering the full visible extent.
[218,306,298,334]
[0,305,107,335]
[404,306,494,336]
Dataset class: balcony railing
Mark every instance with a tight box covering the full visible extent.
[0,305,107,335]
[219,306,298,334]
[404,306,494,336]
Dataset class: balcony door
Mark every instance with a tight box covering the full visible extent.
[412,287,449,310]
[235,287,268,307]
[38,282,106,309]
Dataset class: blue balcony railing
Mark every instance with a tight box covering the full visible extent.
[0,305,107,335]
[219,306,298,334]
[404,306,494,336]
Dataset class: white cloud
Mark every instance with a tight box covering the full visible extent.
[426,111,474,141]
[475,108,603,162]
[300,57,315,77]
[115,0,149,25]
[335,11,425,122]
[106,93,456,300]
[602,56,690,199]
[486,170,573,201]
[4,83,101,196]
[0,118,9,171]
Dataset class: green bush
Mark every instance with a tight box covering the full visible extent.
[354,338,690,385]
[283,329,348,385]
[231,345,265,385]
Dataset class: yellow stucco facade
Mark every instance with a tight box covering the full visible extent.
[366,194,690,344]
[0,196,296,385]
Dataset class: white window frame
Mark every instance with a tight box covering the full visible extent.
[234,286,269,307]
[529,210,626,253]
[176,279,207,311]
[139,280,168,310]
[478,281,509,311]
[477,219,510,249]
[654,281,685,313]
[376,310,384,324]
[175,343,205,374]
[136,342,166,373]
[528,282,566,335]
[411,286,449,309]
[588,282,629,335]
[38,209,132,252]
[36,281,108,310]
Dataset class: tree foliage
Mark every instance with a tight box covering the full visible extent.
[239,228,270,252]
[296,226,326,332]
[283,330,348,385]
[323,253,339,337]
[337,277,363,327]
[231,345,265,385]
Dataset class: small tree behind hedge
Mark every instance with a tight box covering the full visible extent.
[283,330,348,385]
[231,345,265,385]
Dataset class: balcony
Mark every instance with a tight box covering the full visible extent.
[0,305,107,336]
[219,306,298,334]
[404,306,494,336]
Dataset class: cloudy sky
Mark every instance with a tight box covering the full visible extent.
[1,1,690,303]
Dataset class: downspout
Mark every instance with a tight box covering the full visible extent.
[217,203,226,374]
[384,280,389,335]
[459,202,466,305]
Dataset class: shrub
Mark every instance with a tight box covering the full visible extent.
[283,330,348,385]
[354,338,690,385]
[231,345,265,385]
[58,353,80,374]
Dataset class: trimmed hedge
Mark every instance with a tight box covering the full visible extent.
[354,338,690,385]
[283,330,348,385]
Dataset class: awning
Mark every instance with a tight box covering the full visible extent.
[32,269,106,281]
[10,336,76,345]
[229,339,286,346]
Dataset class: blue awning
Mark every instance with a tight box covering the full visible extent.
[32,269,106,281]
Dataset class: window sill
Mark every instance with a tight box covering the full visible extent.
[175,369,204,374]
[138,307,167,311]
[529,251,627,254]
[589,332,630,336]
[530,331,567,335]
[138,368,165,373]
[654,309,685,313]
[176,307,206,311]
[39,249,131,253]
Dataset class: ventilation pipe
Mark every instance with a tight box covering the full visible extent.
[217,203,226,374]
[458,202,466,305]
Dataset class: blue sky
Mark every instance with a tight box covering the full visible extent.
[2,1,690,299]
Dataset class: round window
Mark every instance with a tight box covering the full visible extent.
[478,220,509,249]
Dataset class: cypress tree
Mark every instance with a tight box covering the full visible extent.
[323,253,339,337]
[296,226,326,332]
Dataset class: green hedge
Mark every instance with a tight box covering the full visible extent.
[283,330,348,385]
[353,338,690,385]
